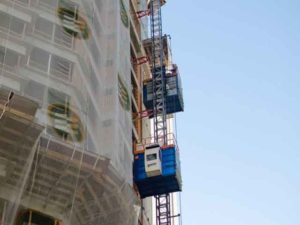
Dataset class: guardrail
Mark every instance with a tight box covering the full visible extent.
[134,133,179,154]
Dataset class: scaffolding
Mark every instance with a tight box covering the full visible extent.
[0,0,140,224]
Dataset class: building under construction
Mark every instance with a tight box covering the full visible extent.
[0,0,183,225]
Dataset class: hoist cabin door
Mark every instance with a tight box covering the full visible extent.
[144,144,162,177]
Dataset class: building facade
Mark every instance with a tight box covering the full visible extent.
[0,0,155,224]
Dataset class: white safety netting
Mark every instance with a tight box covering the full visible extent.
[0,0,139,224]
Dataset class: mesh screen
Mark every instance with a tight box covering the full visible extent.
[0,0,139,224]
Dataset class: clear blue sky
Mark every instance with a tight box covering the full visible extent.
[163,1,300,225]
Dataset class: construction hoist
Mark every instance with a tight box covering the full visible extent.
[149,1,173,225]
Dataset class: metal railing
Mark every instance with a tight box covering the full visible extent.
[28,59,49,73]
[134,133,179,153]
[0,25,24,39]
[27,58,74,83]
[0,62,19,75]
[31,26,74,50]
[36,0,58,13]
[10,0,31,7]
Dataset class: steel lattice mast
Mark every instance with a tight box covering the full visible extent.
[150,0,171,224]
[150,0,167,145]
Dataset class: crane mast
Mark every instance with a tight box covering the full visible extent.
[150,0,167,145]
[150,1,171,225]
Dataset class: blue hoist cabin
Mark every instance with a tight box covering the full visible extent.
[133,135,182,198]
[143,64,184,116]
[142,36,184,116]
